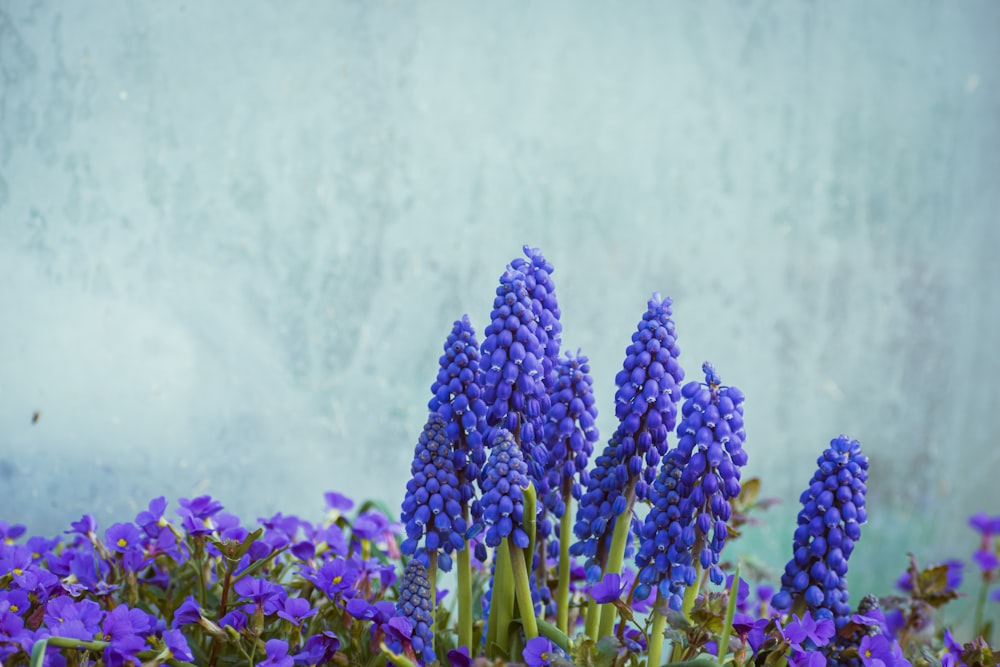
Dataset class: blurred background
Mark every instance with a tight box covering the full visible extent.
[1,1,998,607]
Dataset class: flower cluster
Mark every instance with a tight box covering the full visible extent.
[479,429,532,549]
[400,413,468,571]
[672,361,748,584]
[542,350,600,519]
[772,435,869,628]
[634,450,694,608]
[429,315,488,515]
[393,559,436,665]
[571,293,684,578]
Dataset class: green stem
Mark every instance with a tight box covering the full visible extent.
[427,550,438,650]
[457,538,473,651]
[536,617,572,653]
[556,495,574,634]
[973,576,989,639]
[510,542,540,642]
[647,599,667,667]
[598,484,636,638]
[488,539,516,659]
[584,597,600,642]
[717,565,741,666]
[524,483,538,577]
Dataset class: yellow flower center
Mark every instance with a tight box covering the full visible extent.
[10,604,19,613]
[117,538,128,547]
[333,576,342,584]
[13,568,23,576]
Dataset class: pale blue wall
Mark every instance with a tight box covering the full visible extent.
[2,2,998,603]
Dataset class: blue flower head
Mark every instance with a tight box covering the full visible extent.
[771,435,869,629]
[400,414,469,569]
[394,559,436,665]
[672,362,748,584]
[543,350,600,519]
[479,430,532,549]
[612,293,685,499]
[634,450,695,609]
[570,294,683,573]
[511,245,562,383]
[429,315,488,513]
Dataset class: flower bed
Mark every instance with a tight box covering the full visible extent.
[1,246,997,667]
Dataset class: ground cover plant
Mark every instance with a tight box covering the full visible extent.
[1,246,997,667]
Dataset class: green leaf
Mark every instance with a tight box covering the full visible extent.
[30,638,49,667]
[594,636,622,667]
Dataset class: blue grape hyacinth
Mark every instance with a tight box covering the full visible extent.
[570,294,684,576]
[395,559,436,665]
[673,362,747,584]
[512,245,562,385]
[771,435,869,629]
[633,450,695,609]
[399,414,468,571]
[612,292,685,499]
[428,315,488,516]
[479,430,532,549]
[543,350,600,519]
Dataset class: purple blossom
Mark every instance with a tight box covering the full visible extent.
[256,639,294,667]
[302,559,356,599]
[135,497,168,537]
[589,572,628,604]
[324,491,354,513]
[0,522,26,543]
[105,523,143,554]
[65,515,98,538]
[858,634,895,667]
[782,612,835,649]
[969,512,1000,537]
[972,549,999,572]
[295,631,340,665]
[163,628,194,662]
[44,597,103,640]
[276,597,316,626]
[171,596,203,629]
[523,636,557,666]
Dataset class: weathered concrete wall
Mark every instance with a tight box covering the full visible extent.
[2,2,998,599]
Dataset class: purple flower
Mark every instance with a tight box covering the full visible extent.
[972,549,999,572]
[276,597,316,626]
[65,515,98,538]
[324,491,354,513]
[399,414,469,565]
[445,646,472,667]
[783,612,835,649]
[171,596,203,629]
[772,435,868,629]
[523,636,557,666]
[969,512,1000,537]
[163,628,194,662]
[256,639,294,667]
[589,572,628,604]
[135,497,168,537]
[0,522,26,543]
[295,631,340,665]
[478,430,531,549]
[302,558,356,599]
[789,649,827,667]
[44,597,103,640]
[234,577,284,613]
[105,523,143,554]
[101,605,153,664]
[858,634,894,667]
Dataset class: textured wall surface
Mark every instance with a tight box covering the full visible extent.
[1,2,998,599]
